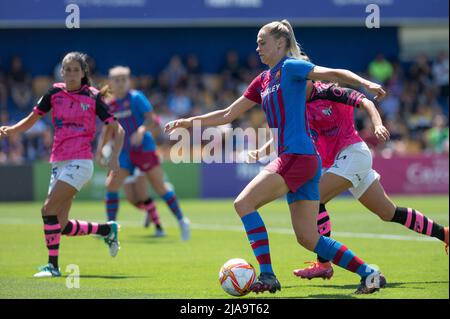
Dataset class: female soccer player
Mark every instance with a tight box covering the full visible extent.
[97,112,166,237]
[123,169,166,237]
[0,52,125,278]
[166,20,388,294]
[101,66,190,241]
[297,81,449,279]
[249,81,449,280]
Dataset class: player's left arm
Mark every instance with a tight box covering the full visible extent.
[95,94,124,175]
[309,83,366,107]
[360,98,390,143]
[130,92,155,146]
[131,111,154,146]
[247,137,274,162]
[307,66,386,101]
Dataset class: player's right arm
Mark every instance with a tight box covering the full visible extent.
[0,112,41,138]
[165,73,264,134]
[0,91,53,138]
[164,96,255,134]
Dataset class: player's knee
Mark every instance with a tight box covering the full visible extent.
[296,234,316,251]
[233,198,253,216]
[41,203,53,216]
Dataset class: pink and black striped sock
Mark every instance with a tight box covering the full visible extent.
[42,215,61,268]
[391,207,446,241]
[316,203,332,263]
[137,198,162,228]
[62,220,111,237]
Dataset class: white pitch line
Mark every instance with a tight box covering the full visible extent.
[0,218,440,242]
[190,223,438,242]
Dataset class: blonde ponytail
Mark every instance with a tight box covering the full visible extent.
[262,19,303,60]
[280,20,302,59]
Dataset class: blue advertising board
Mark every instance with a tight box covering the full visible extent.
[0,0,447,27]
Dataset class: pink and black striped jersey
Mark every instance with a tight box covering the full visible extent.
[307,82,366,168]
[33,83,115,162]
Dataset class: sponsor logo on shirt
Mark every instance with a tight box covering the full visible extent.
[114,109,132,119]
[54,117,85,132]
[322,106,333,116]
[261,84,280,98]
[320,126,339,137]
[54,117,64,129]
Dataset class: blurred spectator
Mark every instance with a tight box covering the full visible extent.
[425,114,449,154]
[409,53,432,91]
[221,50,242,92]
[168,85,193,117]
[432,51,449,115]
[432,51,449,96]
[379,93,400,120]
[23,119,52,161]
[8,56,33,113]
[1,49,449,165]
[368,53,393,84]
[161,55,187,90]
[0,57,7,111]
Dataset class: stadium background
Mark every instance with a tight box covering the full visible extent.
[0,1,448,201]
[0,0,448,301]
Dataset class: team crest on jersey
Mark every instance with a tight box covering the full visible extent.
[80,103,90,111]
[322,106,332,116]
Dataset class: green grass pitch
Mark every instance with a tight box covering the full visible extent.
[0,196,448,299]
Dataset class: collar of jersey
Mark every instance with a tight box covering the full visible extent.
[270,56,288,75]
[115,91,131,103]
[65,84,88,94]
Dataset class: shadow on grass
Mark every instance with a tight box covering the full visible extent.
[245,293,357,299]
[304,281,449,290]
[124,234,179,244]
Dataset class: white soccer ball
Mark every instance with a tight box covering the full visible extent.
[100,143,113,166]
[219,258,257,296]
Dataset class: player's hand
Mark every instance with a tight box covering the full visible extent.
[130,130,144,146]
[0,126,14,138]
[246,150,260,163]
[374,125,390,143]
[364,82,386,101]
[95,150,107,167]
[164,119,192,135]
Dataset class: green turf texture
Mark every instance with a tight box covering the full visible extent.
[0,196,448,299]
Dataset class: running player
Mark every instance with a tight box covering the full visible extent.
[102,66,190,241]
[166,20,388,294]
[123,169,166,237]
[0,52,125,277]
[295,81,449,279]
[97,112,166,237]
[249,80,449,279]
